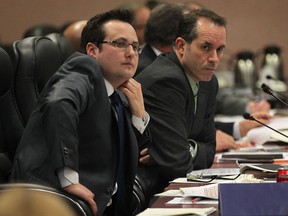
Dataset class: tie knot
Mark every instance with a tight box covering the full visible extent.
[110,91,120,106]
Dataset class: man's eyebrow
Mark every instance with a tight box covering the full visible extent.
[114,37,139,44]
[201,41,212,46]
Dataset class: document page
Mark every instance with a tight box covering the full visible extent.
[136,207,216,216]
[180,184,219,199]
[246,116,288,145]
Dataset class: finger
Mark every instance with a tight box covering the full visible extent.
[87,197,97,216]
[139,155,150,163]
[140,148,148,156]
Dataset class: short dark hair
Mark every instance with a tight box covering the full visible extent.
[144,3,184,46]
[176,8,227,43]
[81,9,134,53]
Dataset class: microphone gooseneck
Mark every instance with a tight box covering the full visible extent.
[243,112,288,140]
[261,83,288,108]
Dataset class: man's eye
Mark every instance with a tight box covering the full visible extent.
[116,41,126,48]
[217,47,225,54]
[202,45,210,51]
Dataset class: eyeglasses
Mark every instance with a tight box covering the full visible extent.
[187,173,241,183]
[97,39,141,54]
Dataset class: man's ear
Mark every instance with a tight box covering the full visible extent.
[175,37,186,56]
[86,42,98,58]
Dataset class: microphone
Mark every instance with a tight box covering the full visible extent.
[243,112,288,140]
[261,83,288,108]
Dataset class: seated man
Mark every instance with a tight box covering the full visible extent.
[136,8,272,203]
[136,8,227,200]
[11,9,151,216]
[135,2,271,154]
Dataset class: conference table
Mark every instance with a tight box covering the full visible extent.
[149,160,238,216]
[148,144,286,216]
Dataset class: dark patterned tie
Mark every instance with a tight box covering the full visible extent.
[109,91,127,215]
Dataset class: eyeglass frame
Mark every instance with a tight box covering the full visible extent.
[95,39,142,54]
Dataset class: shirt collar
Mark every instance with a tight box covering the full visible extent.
[104,79,114,97]
[186,74,199,96]
[151,46,163,56]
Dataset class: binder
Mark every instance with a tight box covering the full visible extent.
[219,183,288,216]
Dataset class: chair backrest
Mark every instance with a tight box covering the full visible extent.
[12,36,62,126]
[46,33,74,63]
[0,47,24,180]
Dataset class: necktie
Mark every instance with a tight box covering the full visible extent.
[193,83,199,114]
[109,91,127,214]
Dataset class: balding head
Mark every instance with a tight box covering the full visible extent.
[63,20,87,52]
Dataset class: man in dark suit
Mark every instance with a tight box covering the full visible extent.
[135,3,270,153]
[135,3,184,76]
[11,9,151,216]
[135,8,226,200]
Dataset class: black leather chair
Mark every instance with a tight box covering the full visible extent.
[46,33,74,63]
[0,47,24,180]
[22,24,59,38]
[12,36,62,126]
[132,174,149,215]
[5,40,94,216]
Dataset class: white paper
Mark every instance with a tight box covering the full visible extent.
[187,168,240,179]
[180,184,219,199]
[246,116,288,145]
[166,197,218,205]
[136,207,216,216]
[155,190,183,197]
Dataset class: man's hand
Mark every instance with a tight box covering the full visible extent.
[240,112,272,137]
[248,99,271,113]
[118,78,145,119]
[216,130,253,152]
[63,183,97,216]
[139,148,155,165]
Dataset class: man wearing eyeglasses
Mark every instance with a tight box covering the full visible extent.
[11,9,151,216]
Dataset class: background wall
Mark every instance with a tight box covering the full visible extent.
[1,0,288,79]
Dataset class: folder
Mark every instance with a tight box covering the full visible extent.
[219,183,288,216]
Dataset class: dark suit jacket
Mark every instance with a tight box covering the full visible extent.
[11,52,150,216]
[135,44,157,77]
[135,51,218,195]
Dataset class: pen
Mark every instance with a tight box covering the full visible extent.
[191,197,202,204]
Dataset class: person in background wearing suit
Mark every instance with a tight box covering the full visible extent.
[63,20,87,52]
[136,8,227,201]
[135,3,271,153]
[116,2,151,46]
[11,9,151,216]
[135,3,184,76]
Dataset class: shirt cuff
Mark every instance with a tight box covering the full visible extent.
[188,139,198,159]
[57,167,79,188]
[132,111,150,134]
[233,120,241,140]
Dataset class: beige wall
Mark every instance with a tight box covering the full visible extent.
[1,0,288,79]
